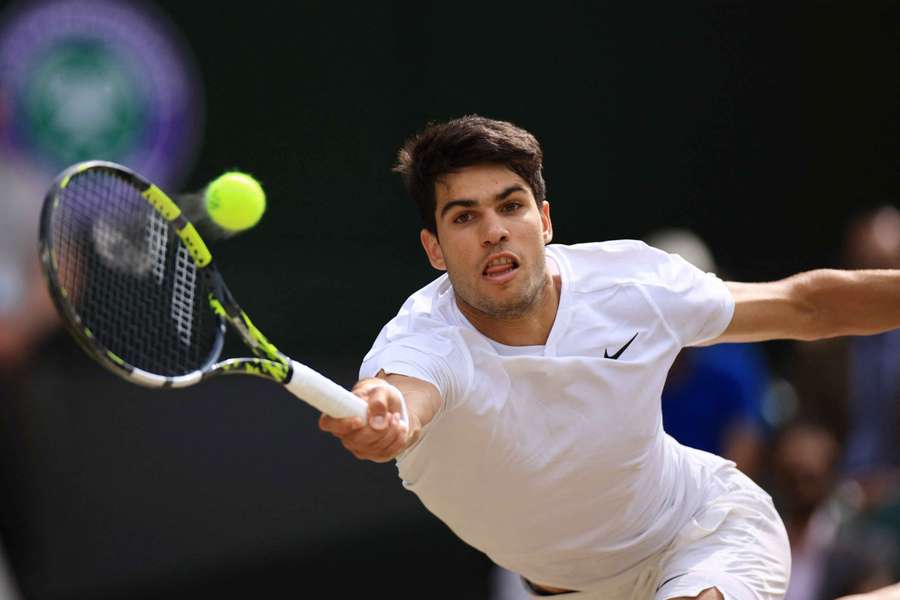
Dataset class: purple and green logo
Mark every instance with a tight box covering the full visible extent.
[0,0,204,188]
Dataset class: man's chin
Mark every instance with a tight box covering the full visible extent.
[471,291,537,319]
[452,270,545,319]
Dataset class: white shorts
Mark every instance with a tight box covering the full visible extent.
[654,465,791,600]
[517,464,791,600]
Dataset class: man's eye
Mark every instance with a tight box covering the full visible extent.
[453,213,472,224]
[502,202,522,212]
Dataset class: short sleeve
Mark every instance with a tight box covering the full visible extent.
[359,324,472,411]
[642,246,735,347]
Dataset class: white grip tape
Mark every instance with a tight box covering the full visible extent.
[285,360,368,419]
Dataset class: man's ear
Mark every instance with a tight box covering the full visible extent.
[541,200,553,244]
[420,228,447,270]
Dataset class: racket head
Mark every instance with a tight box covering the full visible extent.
[39,160,227,387]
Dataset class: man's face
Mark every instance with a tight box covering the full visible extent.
[420,164,553,319]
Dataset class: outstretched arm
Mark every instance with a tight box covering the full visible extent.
[318,371,443,463]
[706,269,900,344]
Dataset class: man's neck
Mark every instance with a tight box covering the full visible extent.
[456,259,561,346]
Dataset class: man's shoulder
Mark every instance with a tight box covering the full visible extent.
[552,239,668,266]
[384,274,459,338]
[550,239,673,290]
[362,274,474,391]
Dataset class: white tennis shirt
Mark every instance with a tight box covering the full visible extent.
[359,240,737,591]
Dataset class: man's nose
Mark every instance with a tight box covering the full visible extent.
[481,214,509,247]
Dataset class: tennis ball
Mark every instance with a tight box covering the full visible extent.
[204,171,266,232]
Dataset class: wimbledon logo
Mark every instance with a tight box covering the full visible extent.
[19,38,147,167]
[0,0,203,188]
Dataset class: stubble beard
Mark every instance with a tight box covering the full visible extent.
[453,262,549,320]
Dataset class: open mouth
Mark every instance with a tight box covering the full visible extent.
[482,255,519,279]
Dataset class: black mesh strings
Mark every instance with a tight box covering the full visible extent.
[50,169,219,376]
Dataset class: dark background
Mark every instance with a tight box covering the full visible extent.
[2,1,900,598]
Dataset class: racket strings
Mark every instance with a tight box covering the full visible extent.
[51,169,220,376]
[171,245,198,346]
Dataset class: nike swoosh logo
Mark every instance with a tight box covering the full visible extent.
[604,332,639,360]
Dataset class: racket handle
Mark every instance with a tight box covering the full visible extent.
[285,360,369,419]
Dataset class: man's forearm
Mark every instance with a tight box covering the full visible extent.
[800,268,900,339]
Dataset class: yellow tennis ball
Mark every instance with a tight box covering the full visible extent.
[204,171,266,232]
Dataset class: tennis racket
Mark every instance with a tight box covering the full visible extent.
[38,160,377,421]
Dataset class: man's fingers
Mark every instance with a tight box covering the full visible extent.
[353,379,401,430]
[367,414,409,454]
[341,417,397,447]
[340,426,396,459]
[386,393,408,423]
[318,413,364,435]
[328,378,410,462]
[383,429,409,458]
[370,417,403,452]
[338,413,408,458]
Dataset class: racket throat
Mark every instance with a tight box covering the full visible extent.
[207,290,289,364]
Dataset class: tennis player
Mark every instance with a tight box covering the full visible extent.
[319,115,900,600]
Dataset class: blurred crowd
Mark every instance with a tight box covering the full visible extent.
[776,206,900,600]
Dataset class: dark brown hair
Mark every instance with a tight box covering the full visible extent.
[393,115,546,233]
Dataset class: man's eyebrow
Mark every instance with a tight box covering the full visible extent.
[440,199,478,219]
[497,184,527,200]
[439,185,528,219]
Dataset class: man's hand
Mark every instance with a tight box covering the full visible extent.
[318,378,410,463]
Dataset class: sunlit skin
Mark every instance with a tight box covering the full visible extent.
[420,164,560,347]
